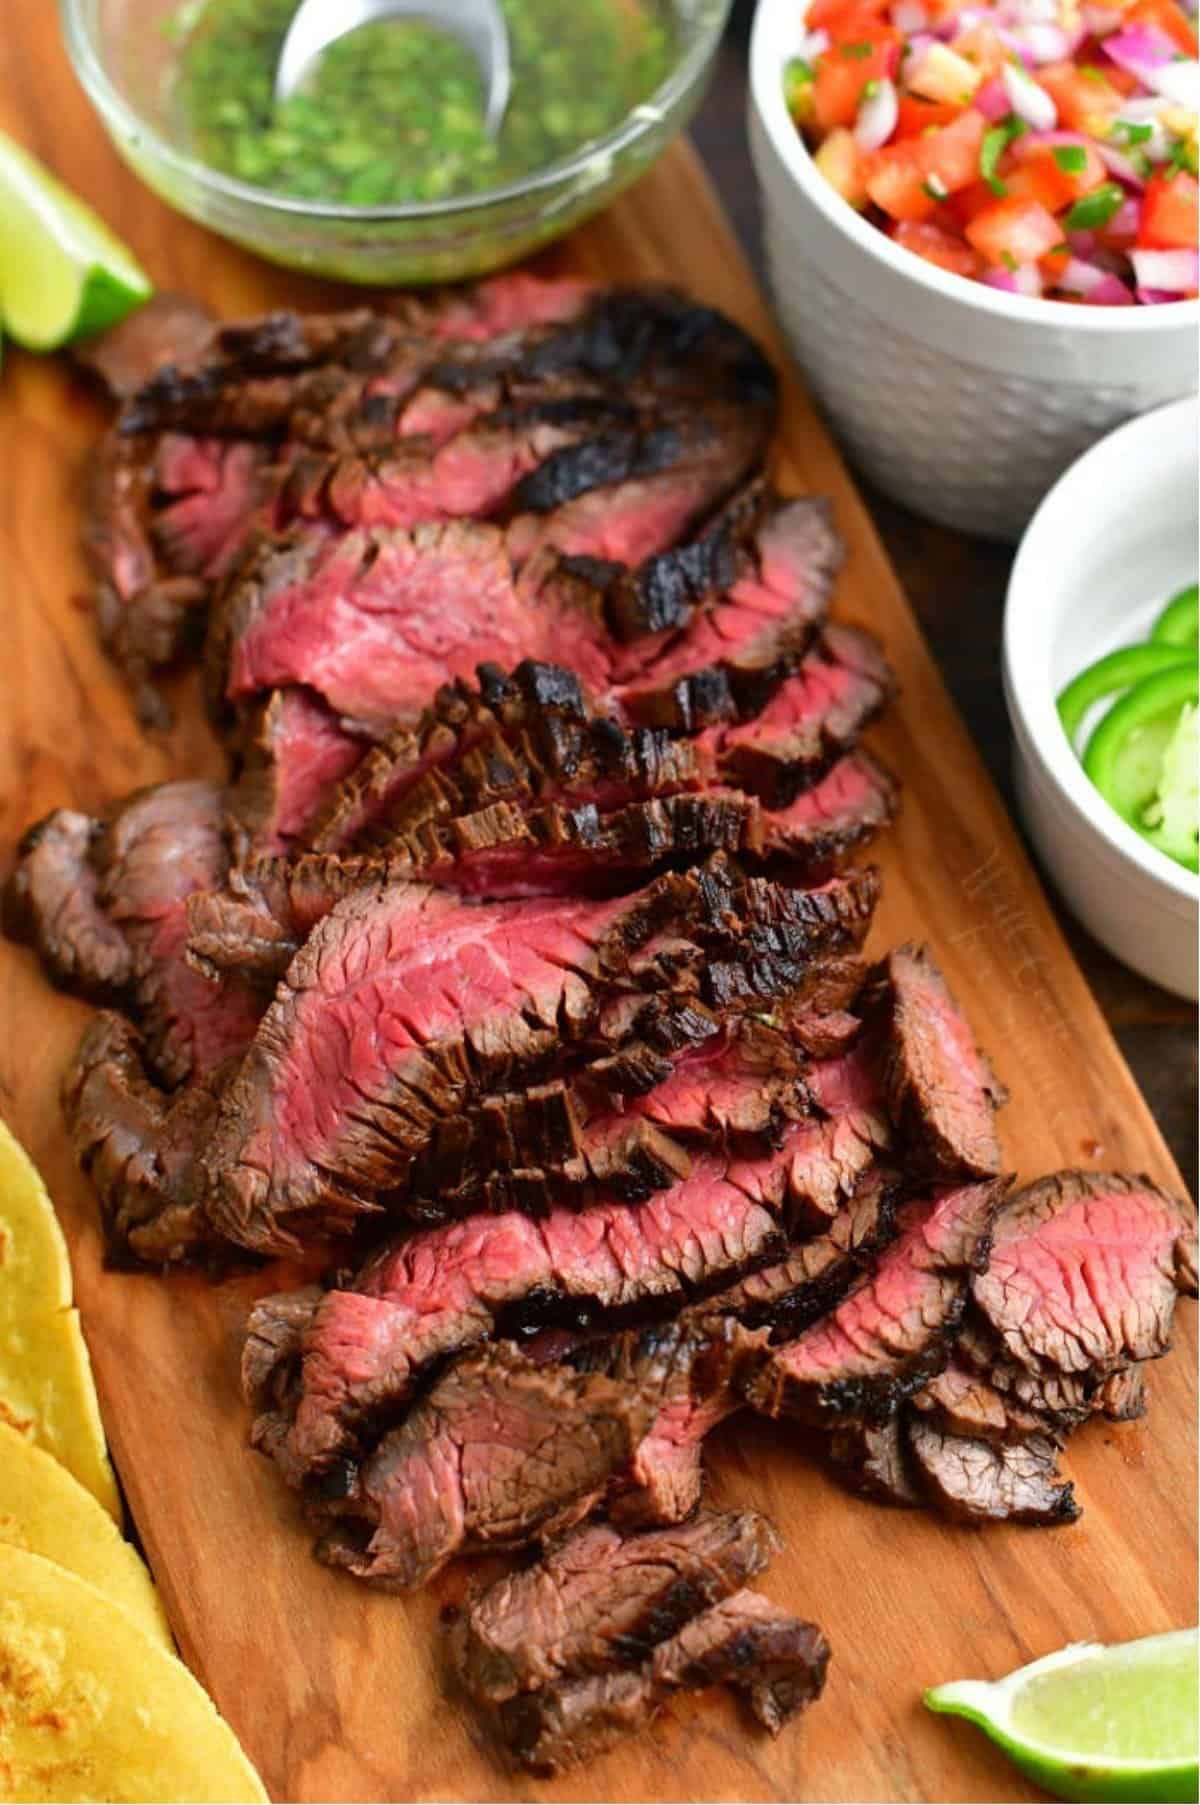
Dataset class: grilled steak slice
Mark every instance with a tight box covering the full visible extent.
[826,1418,923,1507]
[909,1360,1054,1444]
[9,782,263,1088]
[73,293,218,399]
[575,1317,766,1527]
[63,1012,234,1266]
[497,1591,829,1774]
[872,944,1006,1181]
[745,1177,1009,1425]
[4,810,132,999]
[204,861,879,1252]
[254,1122,872,1474]
[972,1171,1198,1382]
[651,1590,830,1733]
[310,1344,651,1590]
[1095,1365,1148,1421]
[610,500,844,730]
[453,1509,779,1705]
[712,1173,898,1336]
[906,1420,1080,1526]
[228,687,370,854]
[954,1311,1097,1429]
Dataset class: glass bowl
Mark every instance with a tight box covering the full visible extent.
[61,0,732,284]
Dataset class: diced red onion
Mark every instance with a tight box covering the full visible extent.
[1057,256,1135,301]
[900,34,936,82]
[1103,23,1181,83]
[1009,20,1081,60]
[1002,60,1059,125]
[892,0,929,34]
[796,27,831,60]
[1066,228,1097,255]
[983,262,1045,296]
[855,76,900,149]
[1130,247,1200,292]
[1095,141,1146,187]
[974,75,1012,119]
[1105,196,1141,240]
[1081,4,1125,34]
[1013,0,1061,22]
[1148,58,1200,109]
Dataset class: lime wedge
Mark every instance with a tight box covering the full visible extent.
[926,1630,1199,1803]
[0,131,151,351]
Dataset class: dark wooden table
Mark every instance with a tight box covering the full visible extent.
[692,0,1198,1194]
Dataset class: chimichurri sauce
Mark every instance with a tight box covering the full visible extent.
[175,0,675,205]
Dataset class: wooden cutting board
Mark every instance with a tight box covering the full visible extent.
[0,14,1194,1803]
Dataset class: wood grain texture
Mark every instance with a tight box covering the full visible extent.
[0,14,1194,1803]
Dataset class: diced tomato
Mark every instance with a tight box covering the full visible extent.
[944,178,999,228]
[806,0,888,34]
[865,107,987,220]
[1138,170,1200,249]
[892,220,983,277]
[1006,143,1109,211]
[895,94,960,138]
[1125,0,1198,55]
[1039,62,1125,134]
[812,28,901,131]
[948,22,1009,79]
[965,195,1064,264]
[814,127,870,208]
[918,108,989,192]
[864,140,938,219]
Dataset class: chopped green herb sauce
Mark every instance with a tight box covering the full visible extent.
[175,0,675,205]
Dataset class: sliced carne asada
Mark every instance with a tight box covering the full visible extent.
[452,1509,779,1707]
[4,810,133,1000]
[227,687,371,855]
[495,1589,829,1774]
[203,861,879,1252]
[711,1172,898,1336]
[573,1316,767,1527]
[8,782,263,1089]
[905,1420,1080,1527]
[870,943,1007,1181]
[908,1360,1055,1444]
[309,1344,652,1590]
[744,1176,1009,1425]
[255,1116,883,1475]
[63,1012,232,1266]
[72,292,218,400]
[1095,1365,1148,1421]
[826,1417,924,1507]
[610,499,844,731]
[972,1170,1198,1381]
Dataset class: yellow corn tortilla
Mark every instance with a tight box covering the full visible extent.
[0,1118,119,1521]
[0,1544,268,1803]
[0,1420,170,1651]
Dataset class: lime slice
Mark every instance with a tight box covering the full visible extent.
[926,1629,1199,1803]
[0,131,151,351]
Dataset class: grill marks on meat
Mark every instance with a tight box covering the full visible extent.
[451,1511,827,1774]
[203,860,880,1253]
[745,1177,1008,1424]
[453,1510,778,1705]
[310,1344,652,1590]
[83,284,776,719]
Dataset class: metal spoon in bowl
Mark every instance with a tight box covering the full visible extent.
[274,0,512,138]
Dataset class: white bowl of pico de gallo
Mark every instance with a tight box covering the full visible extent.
[748,0,1199,539]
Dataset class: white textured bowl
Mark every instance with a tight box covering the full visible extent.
[1004,394,1199,1000]
[748,0,1200,541]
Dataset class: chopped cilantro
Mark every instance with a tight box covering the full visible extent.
[862,78,882,98]
[1001,250,1019,271]
[1079,64,1107,83]
[980,116,1023,197]
[922,173,949,199]
[842,39,874,58]
[1113,121,1154,146]
[1052,145,1087,173]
